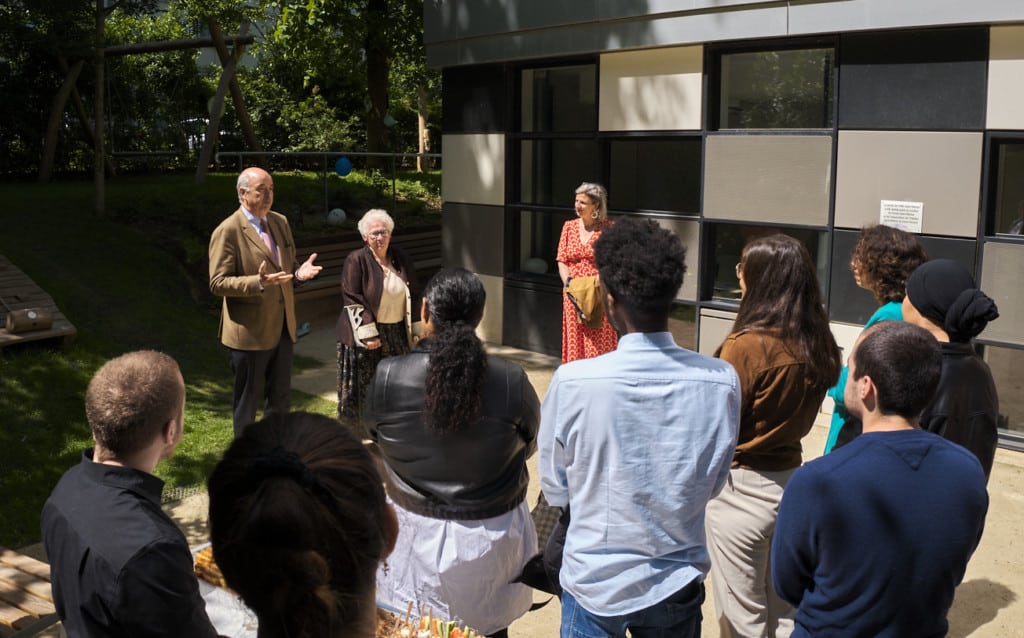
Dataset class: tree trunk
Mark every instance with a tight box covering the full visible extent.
[207,18,261,153]
[57,56,116,177]
[40,59,85,183]
[94,0,105,217]
[196,22,249,184]
[416,82,429,172]
[365,0,390,170]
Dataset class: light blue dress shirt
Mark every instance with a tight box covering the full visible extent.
[539,331,740,616]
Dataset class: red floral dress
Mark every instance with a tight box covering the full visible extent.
[557,219,619,363]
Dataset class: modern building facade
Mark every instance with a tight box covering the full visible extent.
[427,1,1024,449]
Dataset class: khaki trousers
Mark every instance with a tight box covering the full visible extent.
[705,466,797,638]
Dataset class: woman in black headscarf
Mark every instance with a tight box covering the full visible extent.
[902,258,1001,479]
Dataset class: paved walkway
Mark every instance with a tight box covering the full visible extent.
[284,314,1024,638]
[27,313,1024,636]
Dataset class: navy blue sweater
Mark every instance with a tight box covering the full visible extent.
[772,429,988,637]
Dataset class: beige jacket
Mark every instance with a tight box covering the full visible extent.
[209,208,298,350]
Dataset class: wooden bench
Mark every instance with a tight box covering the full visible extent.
[0,256,77,352]
[0,548,57,637]
[295,226,442,301]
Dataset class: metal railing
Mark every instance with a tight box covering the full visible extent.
[214,150,442,216]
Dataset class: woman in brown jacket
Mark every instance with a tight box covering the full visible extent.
[335,209,423,433]
[705,234,841,638]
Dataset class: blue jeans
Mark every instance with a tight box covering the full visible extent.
[560,579,704,638]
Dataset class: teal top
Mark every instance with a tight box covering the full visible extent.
[823,301,903,454]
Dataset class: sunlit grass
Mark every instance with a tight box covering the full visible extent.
[0,170,435,548]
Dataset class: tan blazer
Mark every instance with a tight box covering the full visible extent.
[209,208,298,350]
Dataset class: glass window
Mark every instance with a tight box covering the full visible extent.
[718,47,835,129]
[983,344,1023,435]
[992,141,1024,236]
[669,303,697,351]
[519,139,600,206]
[521,65,597,132]
[609,138,702,214]
[702,223,828,301]
[515,209,574,276]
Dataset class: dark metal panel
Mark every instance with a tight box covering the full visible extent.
[441,203,505,277]
[442,65,507,133]
[838,27,989,131]
[502,279,562,356]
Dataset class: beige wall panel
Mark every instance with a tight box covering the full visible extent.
[988,26,1024,130]
[475,273,504,344]
[698,308,737,356]
[834,131,983,237]
[980,242,1024,347]
[649,217,700,301]
[599,46,703,131]
[441,134,505,206]
[704,135,832,225]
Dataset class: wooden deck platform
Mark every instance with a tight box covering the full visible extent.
[0,548,57,637]
[0,256,76,351]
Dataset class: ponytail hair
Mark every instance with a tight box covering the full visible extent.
[422,268,488,433]
[208,412,389,638]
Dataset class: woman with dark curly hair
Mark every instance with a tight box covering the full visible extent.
[706,234,841,638]
[823,224,927,453]
[363,267,541,638]
[207,411,398,638]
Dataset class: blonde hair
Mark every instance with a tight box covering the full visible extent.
[357,209,395,239]
[575,182,608,221]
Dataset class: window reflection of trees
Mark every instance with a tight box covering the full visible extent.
[720,48,835,129]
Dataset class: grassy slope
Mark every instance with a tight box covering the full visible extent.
[0,171,432,548]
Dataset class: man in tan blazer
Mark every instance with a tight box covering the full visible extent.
[209,167,321,435]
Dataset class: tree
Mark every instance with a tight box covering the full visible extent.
[268,0,438,167]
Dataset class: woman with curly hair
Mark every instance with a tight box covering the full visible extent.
[823,224,928,453]
[207,411,398,638]
[706,234,841,638]
[363,267,541,638]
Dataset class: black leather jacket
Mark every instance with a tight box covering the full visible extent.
[363,343,540,520]
[920,342,999,480]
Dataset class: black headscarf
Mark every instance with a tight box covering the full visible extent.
[905,259,999,343]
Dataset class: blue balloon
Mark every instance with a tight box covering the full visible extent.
[335,156,352,176]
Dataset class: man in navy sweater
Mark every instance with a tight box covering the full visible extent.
[772,321,988,638]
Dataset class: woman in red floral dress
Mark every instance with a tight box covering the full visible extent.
[556,182,619,363]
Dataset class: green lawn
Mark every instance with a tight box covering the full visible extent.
[0,170,437,548]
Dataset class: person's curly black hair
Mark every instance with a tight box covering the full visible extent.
[851,224,928,304]
[593,217,687,320]
[422,268,488,433]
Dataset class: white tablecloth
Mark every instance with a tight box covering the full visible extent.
[193,543,258,638]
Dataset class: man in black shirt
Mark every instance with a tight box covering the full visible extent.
[41,351,218,638]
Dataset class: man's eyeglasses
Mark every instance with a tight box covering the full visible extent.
[368,230,391,238]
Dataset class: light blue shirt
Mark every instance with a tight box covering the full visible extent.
[539,332,740,616]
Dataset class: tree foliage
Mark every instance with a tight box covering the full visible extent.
[0,0,438,176]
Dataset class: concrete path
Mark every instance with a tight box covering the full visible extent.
[283,315,1024,637]
[28,313,1024,636]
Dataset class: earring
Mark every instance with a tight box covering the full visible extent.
[382,559,390,576]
